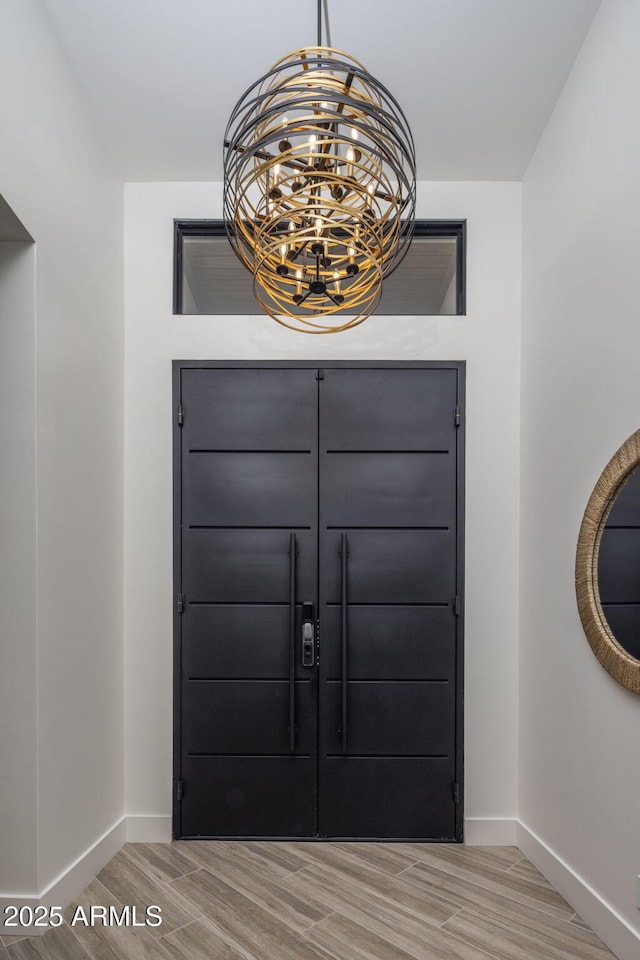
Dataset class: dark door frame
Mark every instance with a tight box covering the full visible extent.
[173,360,465,841]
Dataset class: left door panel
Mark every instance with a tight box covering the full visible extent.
[177,368,318,837]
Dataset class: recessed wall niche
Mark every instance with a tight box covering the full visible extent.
[0,192,38,892]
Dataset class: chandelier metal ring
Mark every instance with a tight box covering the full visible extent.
[223,43,416,333]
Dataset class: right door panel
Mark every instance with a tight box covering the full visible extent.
[318,367,460,839]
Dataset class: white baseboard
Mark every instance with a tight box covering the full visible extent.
[517,821,640,960]
[125,815,172,843]
[5,813,638,959]
[0,891,40,938]
[464,817,517,845]
[0,815,172,939]
[0,817,126,938]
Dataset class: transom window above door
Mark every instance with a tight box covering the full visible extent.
[174,220,466,317]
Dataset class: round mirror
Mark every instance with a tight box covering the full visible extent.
[576,429,640,693]
[597,467,640,660]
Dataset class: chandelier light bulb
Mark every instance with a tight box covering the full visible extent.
[366,182,375,208]
[346,147,355,177]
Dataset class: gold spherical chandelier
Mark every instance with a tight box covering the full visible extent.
[223,2,416,333]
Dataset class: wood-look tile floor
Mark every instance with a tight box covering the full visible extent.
[2,841,617,960]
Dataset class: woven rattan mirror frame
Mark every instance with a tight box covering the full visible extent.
[575,428,640,693]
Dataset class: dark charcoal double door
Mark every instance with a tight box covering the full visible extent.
[174,362,464,840]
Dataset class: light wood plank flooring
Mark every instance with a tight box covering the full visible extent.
[2,842,616,960]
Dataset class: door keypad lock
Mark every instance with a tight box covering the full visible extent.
[302,601,315,667]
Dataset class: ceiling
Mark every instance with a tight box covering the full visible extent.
[182,234,458,316]
[42,0,601,182]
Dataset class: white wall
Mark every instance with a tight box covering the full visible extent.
[0,0,124,895]
[123,179,521,839]
[520,0,640,954]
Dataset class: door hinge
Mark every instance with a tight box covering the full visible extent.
[316,369,324,380]
[453,595,461,616]
[176,779,184,801]
[177,593,185,614]
[177,404,184,426]
[453,782,460,804]
[454,404,461,427]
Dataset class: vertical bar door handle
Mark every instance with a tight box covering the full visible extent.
[289,532,296,753]
[341,533,348,753]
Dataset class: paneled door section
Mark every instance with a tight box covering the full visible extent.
[174,362,464,840]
